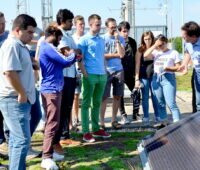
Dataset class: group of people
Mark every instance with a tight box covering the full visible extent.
[0,7,199,170]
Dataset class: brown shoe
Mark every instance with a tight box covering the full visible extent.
[60,139,81,146]
[53,143,64,154]
[112,121,122,129]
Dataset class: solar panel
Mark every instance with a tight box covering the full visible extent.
[138,112,200,170]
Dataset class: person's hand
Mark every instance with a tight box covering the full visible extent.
[154,39,163,48]
[114,31,119,40]
[74,49,82,55]
[134,80,140,89]
[177,65,188,75]
[18,93,28,103]
[64,49,74,57]
[76,54,82,62]
[177,64,186,71]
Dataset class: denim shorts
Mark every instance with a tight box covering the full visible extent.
[103,71,124,98]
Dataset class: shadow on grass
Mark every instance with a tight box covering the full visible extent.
[26,132,152,169]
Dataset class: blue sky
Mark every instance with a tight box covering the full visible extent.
[0,0,199,38]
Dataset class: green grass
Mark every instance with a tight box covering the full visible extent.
[176,68,192,91]
[1,132,152,170]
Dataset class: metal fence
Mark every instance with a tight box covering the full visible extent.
[71,25,167,45]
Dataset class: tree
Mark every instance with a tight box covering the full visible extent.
[169,37,182,53]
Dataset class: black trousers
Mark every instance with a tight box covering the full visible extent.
[120,72,135,115]
[54,77,76,142]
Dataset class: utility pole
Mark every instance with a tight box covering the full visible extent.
[41,0,53,30]
[121,0,135,38]
[16,0,28,15]
[181,0,184,55]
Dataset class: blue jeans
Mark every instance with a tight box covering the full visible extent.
[152,73,181,122]
[30,89,42,136]
[141,77,159,119]
[0,97,31,170]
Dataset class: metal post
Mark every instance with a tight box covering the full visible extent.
[182,0,184,55]
[132,0,135,38]
[41,0,53,30]
[16,0,28,15]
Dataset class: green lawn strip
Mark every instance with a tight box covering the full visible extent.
[176,68,192,91]
[2,131,152,169]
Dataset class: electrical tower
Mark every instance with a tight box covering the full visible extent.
[16,0,28,15]
[41,0,53,30]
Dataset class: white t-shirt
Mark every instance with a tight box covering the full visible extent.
[60,29,77,78]
[152,49,181,74]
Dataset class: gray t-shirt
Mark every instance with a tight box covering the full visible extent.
[0,35,36,104]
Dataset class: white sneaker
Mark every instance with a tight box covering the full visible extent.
[53,152,64,161]
[119,115,130,125]
[26,148,41,160]
[41,158,59,170]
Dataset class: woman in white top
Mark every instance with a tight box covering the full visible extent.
[144,34,181,124]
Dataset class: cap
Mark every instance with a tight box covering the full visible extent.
[57,40,69,50]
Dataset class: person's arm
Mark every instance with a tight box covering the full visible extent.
[182,52,191,66]
[77,39,88,77]
[104,53,122,58]
[105,35,125,59]
[165,62,181,72]
[115,41,125,58]
[78,60,88,77]
[114,33,125,58]
[143,45,156,58]
[134,50,142,88]
[165,51,182,72]
[144,39,163,58]
[4,71,27,103]
[45,44,76,67]
[104,42,125,59]
[177,52,191,74]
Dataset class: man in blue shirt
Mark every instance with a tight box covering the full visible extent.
[39,25,76,170]
[78,14,111,143]
[100,18,125,129]
[180,21,200,112]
